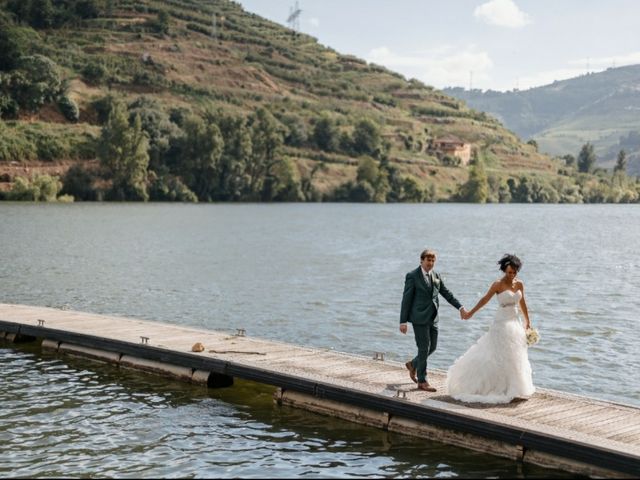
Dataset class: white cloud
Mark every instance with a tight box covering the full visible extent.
[568,51,640,70]
[308,17,320,28]
[367,45,494,89]
[473,0,531,28]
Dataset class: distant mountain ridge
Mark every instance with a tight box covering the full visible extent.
[444,65,640,174]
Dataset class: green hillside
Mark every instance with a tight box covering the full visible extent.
[445,65,640,174]
[0,0,637,202]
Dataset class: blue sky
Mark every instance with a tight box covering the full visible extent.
[237,0,640,91]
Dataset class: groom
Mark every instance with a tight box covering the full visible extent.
[400,249,467,392]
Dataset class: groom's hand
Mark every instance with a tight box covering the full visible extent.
[399,323,408,334]
[460,307,468,320]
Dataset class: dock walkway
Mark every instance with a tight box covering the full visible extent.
[1,303,638,477]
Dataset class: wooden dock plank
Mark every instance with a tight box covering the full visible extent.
[601,422,640,439]
[552,406,616,427]
[525,404,605,425]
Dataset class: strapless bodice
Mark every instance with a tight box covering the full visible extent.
[497,289,521,307]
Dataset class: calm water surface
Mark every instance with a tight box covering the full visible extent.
[1,203,638,478]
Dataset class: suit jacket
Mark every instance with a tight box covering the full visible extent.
[400,266,462,326]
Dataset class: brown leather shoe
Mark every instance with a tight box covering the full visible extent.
[405,361,417,383]
[417,382,437,392]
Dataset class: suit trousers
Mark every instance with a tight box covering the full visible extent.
[410,323,438,383]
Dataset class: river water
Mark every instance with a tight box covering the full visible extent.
[1,203,638,478]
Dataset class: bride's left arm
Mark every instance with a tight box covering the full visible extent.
[517,281,531,329]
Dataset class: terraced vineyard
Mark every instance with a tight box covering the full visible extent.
[3,0,636,203]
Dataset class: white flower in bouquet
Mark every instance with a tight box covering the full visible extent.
[525,327,540,346]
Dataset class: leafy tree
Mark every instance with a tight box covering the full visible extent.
[487,174,511,203]
[149,9,170,34]
[614,149,627,173]
[7,174,62,201]
[176,114,224,201]
[128,96,181,172]
[351,156,389,202]
[29,0,55,29]
[526,139,538,151]
[509,174,560,203]
[6,0,32,23]
[352,118,381,156]
[281,114,307,147]
[216,113,252,200]
[58,94,79,122]
[300,162,325,201]
[356,156,379,185]
[338,130,353,153]
[562,154,576,168]
[82,61,108,84]
[148,173,197,202]
[400,176,426,202]
[459,151,488,202]
[441,154,461,167]
[10,54,63,112]
[246,108,284,200]
[75,0,102,19]
[577,142,596,173]
[312,113,339,152]
[0,21,25,71]
[61,163,97,200]
[264,156,303,201]
[98,100,150,200]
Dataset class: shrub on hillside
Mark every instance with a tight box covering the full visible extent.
[148,173,197,202]
[58,94,79,122]
[7,174,62,201]
[82,61,108,85]
[0,54,64,116]
[61,163,97,201]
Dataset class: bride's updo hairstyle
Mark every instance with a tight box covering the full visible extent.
[498,254,522,272]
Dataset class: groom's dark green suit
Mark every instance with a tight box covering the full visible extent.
[400,266,462,384]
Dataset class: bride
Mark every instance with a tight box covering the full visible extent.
[446,254,535,404]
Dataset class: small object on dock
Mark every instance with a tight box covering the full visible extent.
[395,390,407,399]
[191,342,205,352]
[140,336,149,344]
[208,349,266,355]
[37,319,45,327]
[235,328,246,337]
[373,352,385,361]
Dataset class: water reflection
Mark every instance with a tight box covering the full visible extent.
[0,342,578,478]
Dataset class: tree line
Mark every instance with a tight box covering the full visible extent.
[458,142,640,204]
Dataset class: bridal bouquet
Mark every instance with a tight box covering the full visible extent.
[525,327,540,346]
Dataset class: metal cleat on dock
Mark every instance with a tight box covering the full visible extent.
[372,351,384,361]
[140,336,149,344]
[37,319,45,327]
[395,390,407,399]
[235,328,246,337]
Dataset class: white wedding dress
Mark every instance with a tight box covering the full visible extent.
[446,289,535,404]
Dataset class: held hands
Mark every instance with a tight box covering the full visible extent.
[460,307,473,320]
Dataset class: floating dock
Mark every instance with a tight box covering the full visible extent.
[1,303,638,478]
